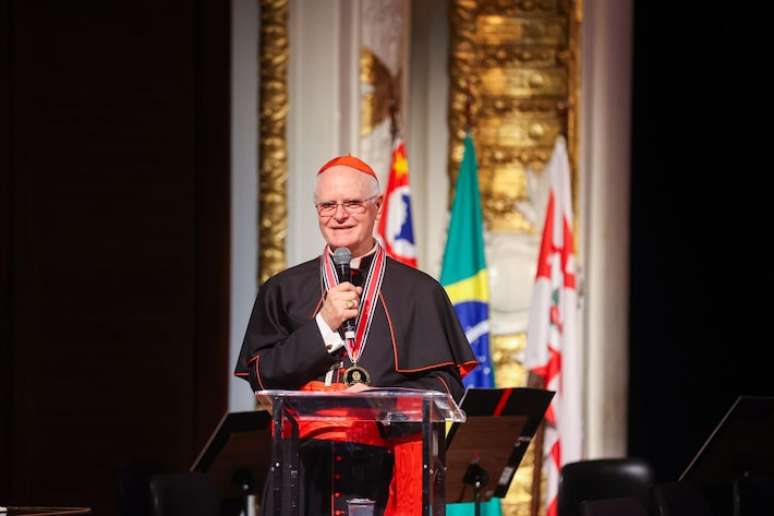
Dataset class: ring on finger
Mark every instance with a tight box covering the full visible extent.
[346,300,355,309]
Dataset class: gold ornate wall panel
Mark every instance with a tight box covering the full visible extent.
[567,0,582,211]
[448,0,580,233]
[258,0,289,283]
[450,2,581,516]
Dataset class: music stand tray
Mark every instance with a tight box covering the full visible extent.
[446,387,554,504]
[191,410,272,501]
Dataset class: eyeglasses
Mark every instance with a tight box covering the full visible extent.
[314,195,380,217]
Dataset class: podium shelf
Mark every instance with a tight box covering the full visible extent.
[255,388,466,423]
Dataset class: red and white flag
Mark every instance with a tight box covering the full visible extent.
[524,136,582,516]
[376,139,417,267]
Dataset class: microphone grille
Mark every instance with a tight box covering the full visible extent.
[332,247,352,265]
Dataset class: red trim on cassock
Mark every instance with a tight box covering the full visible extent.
[457,360,479,378]
[329,451,336,516]
[382,292,400,362]
[247,354,266,390]
[382,292,477,377]
[398,360,457,372]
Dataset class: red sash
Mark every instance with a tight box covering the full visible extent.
[298,381,422,516]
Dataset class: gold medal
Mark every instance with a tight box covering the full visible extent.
[344,364,371,386]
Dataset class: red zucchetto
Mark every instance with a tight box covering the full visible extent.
[317,155,377,179]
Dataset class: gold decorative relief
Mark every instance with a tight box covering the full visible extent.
[258,0,289,283]
[360,47,402,137]
[448,0,580,234]
[568,0,582,238]
[492,333,528,388]
[475,15,566,46]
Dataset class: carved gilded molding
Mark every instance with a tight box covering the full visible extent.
[258,0,289,283]
[448,0,580,234]
[360,47,402,137]
[568,0,582,237]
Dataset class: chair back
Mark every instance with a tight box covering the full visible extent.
[558,458,654,516]
[580,497,649,516]
[116,462,164,516]
[652,481,712,516]
[150,472,220,516]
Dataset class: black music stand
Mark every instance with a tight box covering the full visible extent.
[446,387,554,516]
[680,395,774,483]
[191,410,272,516]
[679,396,774,514]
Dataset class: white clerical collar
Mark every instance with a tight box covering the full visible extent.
[327,242,377,269]
[350,242,377,269]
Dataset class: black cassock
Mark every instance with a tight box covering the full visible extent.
[235,254,477,515]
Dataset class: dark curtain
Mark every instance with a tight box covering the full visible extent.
[0,0,231,513]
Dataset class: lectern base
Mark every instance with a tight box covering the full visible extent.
[259,440,393,516]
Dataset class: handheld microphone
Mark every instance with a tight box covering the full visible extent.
[332,247,357,339]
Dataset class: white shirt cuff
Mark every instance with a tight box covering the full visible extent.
[316,313,345,354]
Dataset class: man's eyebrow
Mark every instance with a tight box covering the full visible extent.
[317,197,367,203]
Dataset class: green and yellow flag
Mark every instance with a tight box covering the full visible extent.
[442,133,501,516]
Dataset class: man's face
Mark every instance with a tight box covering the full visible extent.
[315,166,382,256]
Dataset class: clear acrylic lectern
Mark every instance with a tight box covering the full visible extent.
[255,389,466,516]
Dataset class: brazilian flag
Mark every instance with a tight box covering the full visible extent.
[440,133,495,389]
[441,134,501,516]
